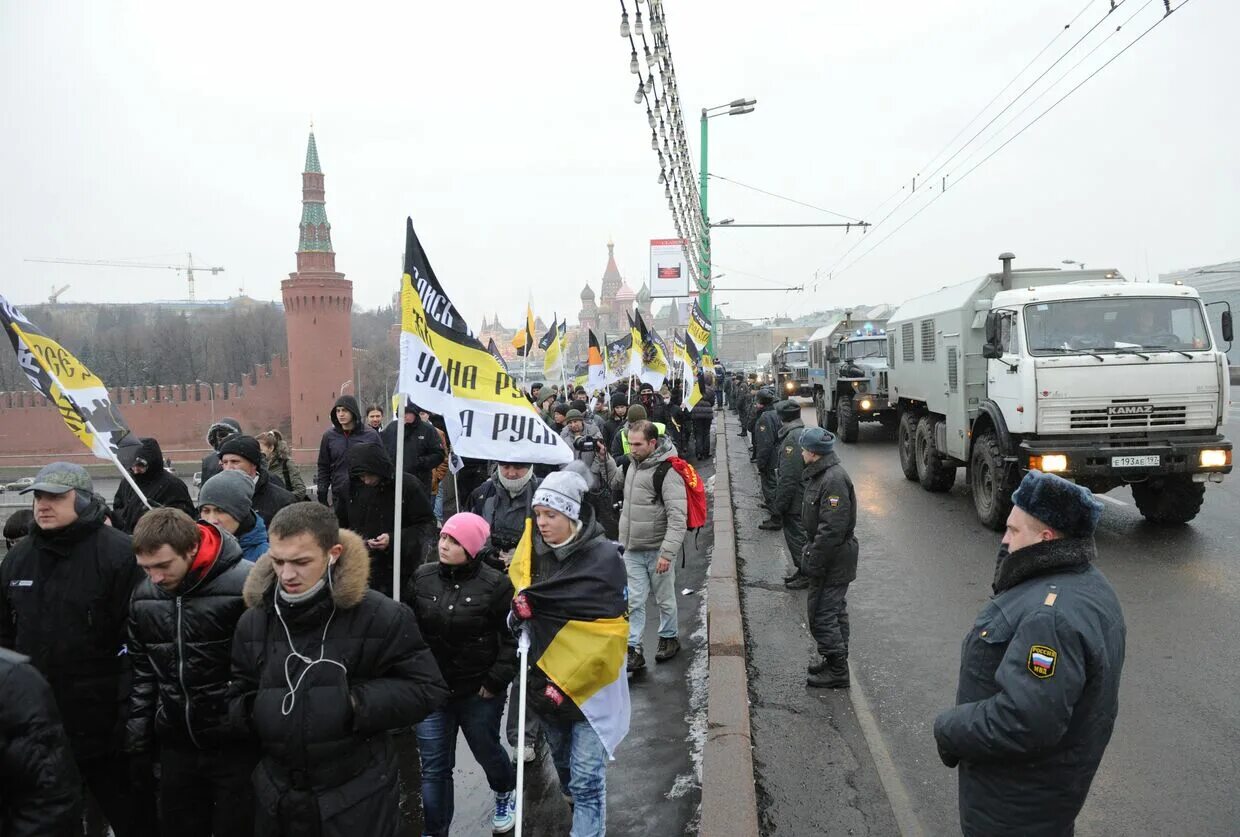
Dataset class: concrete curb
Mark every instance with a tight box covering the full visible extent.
[700,419,761,837]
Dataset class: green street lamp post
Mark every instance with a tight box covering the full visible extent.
[698,98,755,357]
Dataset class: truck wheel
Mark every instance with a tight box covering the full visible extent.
[815,392,828,430]
[826,397,839,433]
[839,398,859,443]
[898,412,919,481]
[970,431,1012,531]
[1131,476,1205,524]
[915,416,956,492]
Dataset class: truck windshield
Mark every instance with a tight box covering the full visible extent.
[783,350,808,364]
[1023,297,1212,356]
[843,339,887,360]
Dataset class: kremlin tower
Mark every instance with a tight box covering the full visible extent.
[282,129,354,458]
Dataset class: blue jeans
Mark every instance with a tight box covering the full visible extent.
[434,479,447,524]
[624,548,678,647]
[542,718,608,837]
[415,691,515,837]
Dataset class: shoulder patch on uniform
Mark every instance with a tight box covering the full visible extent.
[1027,645,1057,679]
[828,495,840,508]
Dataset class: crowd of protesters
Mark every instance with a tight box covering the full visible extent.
[0,371,719,837]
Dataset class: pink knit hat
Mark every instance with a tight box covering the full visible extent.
[440,512,491,558]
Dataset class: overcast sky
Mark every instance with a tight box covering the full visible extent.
[2,1,1236,328]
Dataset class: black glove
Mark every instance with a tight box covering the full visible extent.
[937,739,959,769]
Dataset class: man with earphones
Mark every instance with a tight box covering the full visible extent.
[228,502,449,836]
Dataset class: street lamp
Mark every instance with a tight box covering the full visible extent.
[1062,259,1086,270]
[195,380,215,424]
[699,97,757,358]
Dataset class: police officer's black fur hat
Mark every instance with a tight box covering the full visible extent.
[1011,470,1103,538]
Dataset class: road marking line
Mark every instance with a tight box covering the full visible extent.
[848,662,925,837]
[1098,494,1128,507]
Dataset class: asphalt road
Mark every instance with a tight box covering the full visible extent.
[814,406,1240,836]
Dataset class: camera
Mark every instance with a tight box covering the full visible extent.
[574,437,597,453]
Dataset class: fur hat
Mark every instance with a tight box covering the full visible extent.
[1011,470,1103,538]
[800,426,836,455]
[755,390,776,406]
[440,512,491,558]
[776,400,801,421]
[533,462,591,522]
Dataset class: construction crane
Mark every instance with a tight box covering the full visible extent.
[25,252,224,301]
[48,284,70,304]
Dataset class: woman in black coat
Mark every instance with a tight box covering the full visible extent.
[408,512,517,836]
[229,509,448,837]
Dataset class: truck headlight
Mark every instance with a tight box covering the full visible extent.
[1030,454,1068,473]
[859,398,873,411]
[1200,449,1231,468]
[786,382,796,392]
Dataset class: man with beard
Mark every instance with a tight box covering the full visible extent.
[0,464,153,836]
[934,471,1125,837]
[380,401,445,491]
[113,436,195,533]
[229,502,449,836]
[218,435,295,526]
[340,443,437,598]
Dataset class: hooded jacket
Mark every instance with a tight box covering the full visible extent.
[126,523,254,753]
[800,452,858,583]
[469,472,541,571]
[235,512,269,563]
[612,435,688,560]
[113,437,195,533]
[229,530,449,837]
[934,538,1125,837]
[379,414,445,489]
[316,396,382,507]
[201,417,242,485]
[0,648,82,836]
[339,443,437,598]
[252,464,296,527]
[409,556,516,699]
[0,496,143,762]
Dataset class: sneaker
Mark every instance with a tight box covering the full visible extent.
[626,645,646,673]
[655,637,681,662]
[492,790,516,833]
[522,744,536,763]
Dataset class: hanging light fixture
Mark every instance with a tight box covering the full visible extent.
[658,170,665,185]
[634,79,644,104]
[645,73,654,94]
[650,130,658,150]
[629,50,639,74]
[620,10,630,38]
[634,9,644,37]
[646,107,656,129]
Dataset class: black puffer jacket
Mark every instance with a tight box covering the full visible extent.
[410,558,516,699]
[935,538,1125,837]
[126,523,252,753]
[252,463,296,527]
[0,648,82,836]
[800,452,858,584]
[0,496,143,762]
[229,531,449,837]
[469,473,541,571]
[114,437,195,533]
[380,415,445,489]
[316,395,382,507]
[340,443,437,598]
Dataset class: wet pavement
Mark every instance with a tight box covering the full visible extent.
[411,454,714,836]
[723,413,899,837]
[749,404,1240,836]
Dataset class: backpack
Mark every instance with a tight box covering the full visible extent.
[624,455,708,532]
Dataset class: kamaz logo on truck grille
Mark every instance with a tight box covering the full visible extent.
[1107,404,1154,416]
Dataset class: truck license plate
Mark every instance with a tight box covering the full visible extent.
[1111,455,1160,468]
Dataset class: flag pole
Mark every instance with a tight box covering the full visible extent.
[514,628,531,837]
[392,394,406,597]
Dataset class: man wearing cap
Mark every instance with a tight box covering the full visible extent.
[934,471,1126,836]
[0,463,153,835]
[219,434,295,526]
[799,428,859,689]
[772,400,810,590]
[754,392,784,528]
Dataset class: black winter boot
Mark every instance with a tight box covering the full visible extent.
[807,655,850,688]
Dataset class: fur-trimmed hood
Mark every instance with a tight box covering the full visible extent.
[242,529,372,609]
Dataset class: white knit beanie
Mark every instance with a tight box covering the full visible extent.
[532,462,591,521]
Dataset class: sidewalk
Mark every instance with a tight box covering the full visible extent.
[722,412,900,836]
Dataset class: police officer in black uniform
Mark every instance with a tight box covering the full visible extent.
[934,470,1126,837]
[772,400,809,589]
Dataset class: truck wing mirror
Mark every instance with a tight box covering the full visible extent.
[984,311,999,346]
[1223,310,1234,343]
[982,342,1001,360]
[826,348,839,362]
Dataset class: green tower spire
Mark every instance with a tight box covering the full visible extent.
[298,129,332,253]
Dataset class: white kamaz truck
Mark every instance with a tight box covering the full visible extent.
[887,253,1233,529]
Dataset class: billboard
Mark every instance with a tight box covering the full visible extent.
[649,238,691,298]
